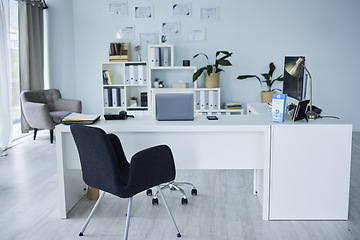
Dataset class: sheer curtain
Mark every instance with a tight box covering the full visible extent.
[18,0,44,133]
[0,0,13,157]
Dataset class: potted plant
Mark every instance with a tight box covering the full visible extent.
[237,62,284,103]
[192,51,233,88]
[130,97,138,107]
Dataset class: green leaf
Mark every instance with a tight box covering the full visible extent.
[216,59,232,66]
[206,65,213,75]
[193,67,206,82]
[268,62,275,78]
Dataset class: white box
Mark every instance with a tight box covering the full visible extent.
[172,82,189,88]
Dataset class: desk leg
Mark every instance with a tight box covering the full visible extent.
[253,169,258,195]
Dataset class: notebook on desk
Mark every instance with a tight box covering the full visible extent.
[156,93,194,121]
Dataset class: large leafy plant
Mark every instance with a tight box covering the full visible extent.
[237,62,284,92]
[192,51,233,82]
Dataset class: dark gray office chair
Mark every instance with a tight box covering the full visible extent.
[70,124,181,239]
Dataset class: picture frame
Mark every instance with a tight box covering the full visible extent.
[172,3,192,17]
[293,99,310,122]
[187,28,206,41]
[200,7,219,21]
[139,32,158,45]
[109,2,128,16]
[161,22,180,35]
[134,6,153,19]
[116,26,134,39]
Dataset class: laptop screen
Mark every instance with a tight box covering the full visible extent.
[156,93,194,121]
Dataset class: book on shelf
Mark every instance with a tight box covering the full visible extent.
[224,102,242,109]
[102,70,114,85]
[141,92,148,107]
[61,112,100,124]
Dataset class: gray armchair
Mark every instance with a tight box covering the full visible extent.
[20,89,82,143]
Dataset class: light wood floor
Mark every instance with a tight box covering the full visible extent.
[1,130,360,240]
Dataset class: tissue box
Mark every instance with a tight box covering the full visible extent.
[172,82,189,88]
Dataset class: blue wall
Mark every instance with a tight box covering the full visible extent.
[46,0,360,130]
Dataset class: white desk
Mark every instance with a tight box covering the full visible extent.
[56,103,352,221]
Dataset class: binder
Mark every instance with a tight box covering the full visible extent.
[138,65,144,85]
[106,71,114,85]
[142,65,147,84]
[195,91,200,110]
[133,65,139,84]
[208,90,214,110]
[125,65,130,85]
[112,88,120,107]
[129,65,135,85]
[104,88,109,107]
[204,91,209,110]
[141,92,148,107]
[162,48,169,66]
[199,90,205,110]
[150,47,160,67]
[213,90,219,109]
[120,88,125,106]
[104,88,112,107]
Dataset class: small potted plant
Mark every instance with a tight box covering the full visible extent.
[130,96,138,107]
[237,62,284,103]
[192,51,233,88]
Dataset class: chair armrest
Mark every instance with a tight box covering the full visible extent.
[22,102,57,129]
[55,99,82,113]
[125,145,176,197]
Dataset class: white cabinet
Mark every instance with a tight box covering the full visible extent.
[269,123,352,220]
[101,62,149,115]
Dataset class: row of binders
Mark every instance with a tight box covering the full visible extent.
[104,87,125,107]
[195,90,219,110]
[149,47,170,67]
[125,64,147,85]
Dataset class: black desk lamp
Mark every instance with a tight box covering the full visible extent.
[285,57,319,120]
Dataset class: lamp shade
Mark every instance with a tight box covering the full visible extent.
[285,57,305,78]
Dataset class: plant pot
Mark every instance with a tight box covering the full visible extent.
[261,91,275,103]
[204,73,220,88]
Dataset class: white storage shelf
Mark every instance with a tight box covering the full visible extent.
[101,61,149,115]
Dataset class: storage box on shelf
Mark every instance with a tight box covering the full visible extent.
[101,61,149,115]
[109,42,131,62]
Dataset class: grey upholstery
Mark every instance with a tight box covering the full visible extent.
[20,89,82,143]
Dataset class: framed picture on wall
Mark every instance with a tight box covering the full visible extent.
[109,2,128,16]
[139,32,158,45]
[161,22,180,35]
[187,28,206,41]
[200,7,219,21]
[172,3,191,17]
[116,26,134,39]
[134,6,153,19]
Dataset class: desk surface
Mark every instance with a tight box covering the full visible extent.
[57,114,270,133]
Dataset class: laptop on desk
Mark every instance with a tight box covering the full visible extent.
[156,93,194,121]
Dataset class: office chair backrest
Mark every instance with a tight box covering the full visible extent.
[70,124,125,196]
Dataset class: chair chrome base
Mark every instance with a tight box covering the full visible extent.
[79,187,181,239]
[150,181,197,205]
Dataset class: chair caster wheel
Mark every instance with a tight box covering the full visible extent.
[177,233,182,237]
[146,189,152,196]
[79,232,84,236]
[191,189,197,196]
[181,198,188,205]
[152,198,158,205]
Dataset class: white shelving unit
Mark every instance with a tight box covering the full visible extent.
[101,61,150,115]
[147,44,244,115]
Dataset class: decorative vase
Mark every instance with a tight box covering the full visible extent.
[261,91,275,103]
[130,99,137,107]
[154,81,159,88]
[204,73,220,88]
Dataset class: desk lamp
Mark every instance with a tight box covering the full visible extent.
[285,57,319,120]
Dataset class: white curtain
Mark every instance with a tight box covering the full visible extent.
[0,0,13,156]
